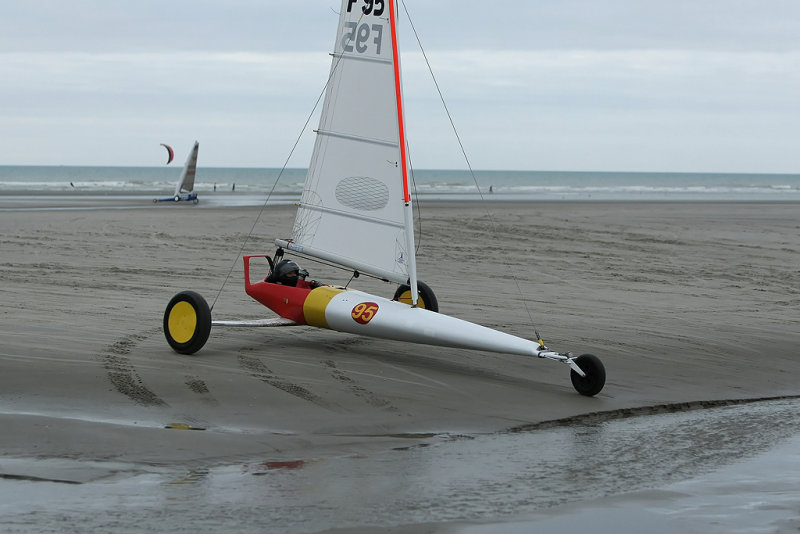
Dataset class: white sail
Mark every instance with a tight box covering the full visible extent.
[277,0,417,291]
[174,141,199,196]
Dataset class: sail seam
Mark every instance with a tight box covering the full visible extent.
[316,129,399,148]
[331,52,392,65]
[298,203,405,228]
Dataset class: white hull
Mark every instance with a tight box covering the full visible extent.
[321,290,542,358]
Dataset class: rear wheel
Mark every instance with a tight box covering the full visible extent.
[164,291,211,354]
[392,281,439,312]
[570,353,605,396]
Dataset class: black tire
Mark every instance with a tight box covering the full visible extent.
[163,291,211,355]
[570,353,606,396]
[174,195,180,202]
[392,280,439,313]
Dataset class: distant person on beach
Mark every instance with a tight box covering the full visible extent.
[70,182,75,188]
[266,259,322,289]
[214,183,217,192]
[232,183,235,191]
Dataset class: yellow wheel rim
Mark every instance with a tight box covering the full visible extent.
[168,301,197,344]
[397,290,426,309]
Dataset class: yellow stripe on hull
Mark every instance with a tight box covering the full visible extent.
[303,286,347,328]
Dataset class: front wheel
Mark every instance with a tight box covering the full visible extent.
[392,281,439,312]
[164,291,211,355]
[570,353,605,396]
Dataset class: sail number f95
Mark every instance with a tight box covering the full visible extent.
[347,0,385,16]
[343,0,387,54]
[342,22,383,54]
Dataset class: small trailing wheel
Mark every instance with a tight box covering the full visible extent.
[192,197,199,204]
[163,290,211,355]
[174,195,180,202]
[570,353,606,396]
[393,280,439,312]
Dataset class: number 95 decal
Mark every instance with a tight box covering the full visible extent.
[351,302,379,324]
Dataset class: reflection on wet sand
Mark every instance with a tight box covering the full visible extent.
[1,399,798,533]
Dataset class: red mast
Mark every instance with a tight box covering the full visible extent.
[387,0,410,203]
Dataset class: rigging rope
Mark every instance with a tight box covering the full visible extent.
[406,146,424,255]
[400,1,544,345]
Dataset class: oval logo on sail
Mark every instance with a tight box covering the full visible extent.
[351,302,379,325]
[335,176,390,211]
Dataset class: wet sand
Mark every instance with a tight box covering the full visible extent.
[1,198,799,530]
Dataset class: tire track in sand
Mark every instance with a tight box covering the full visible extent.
[99,329,221,407]
[99,330,167,407]
[237,354,329,408]
[183,375,218,405]
[323,359,397,411]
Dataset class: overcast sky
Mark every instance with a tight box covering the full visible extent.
[2,1,799,172]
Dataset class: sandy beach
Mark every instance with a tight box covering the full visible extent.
[1,198,798,531]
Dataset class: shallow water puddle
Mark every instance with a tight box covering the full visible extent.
[1,399,799,533]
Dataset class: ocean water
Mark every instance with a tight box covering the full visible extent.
[2,165,799,202]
